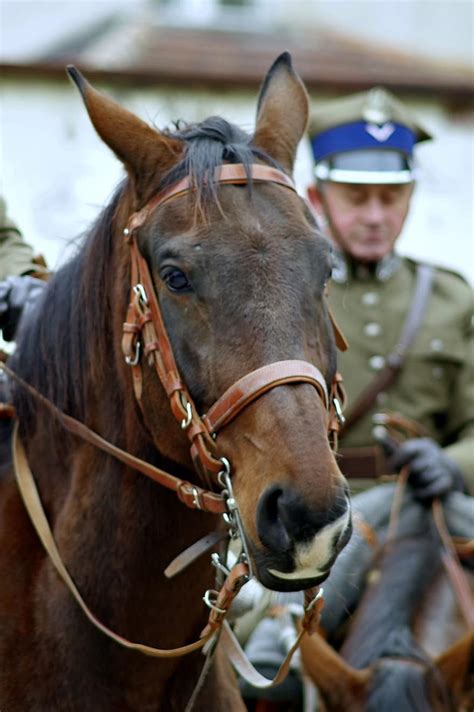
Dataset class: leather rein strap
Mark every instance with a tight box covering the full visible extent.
[11,421,214,658]
[11,418,324,667]
[2,362,226,514]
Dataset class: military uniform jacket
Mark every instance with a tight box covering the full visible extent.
[0,197,39,280]
[328,253,474,492]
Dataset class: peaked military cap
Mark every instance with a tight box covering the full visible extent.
[309,87,432,184]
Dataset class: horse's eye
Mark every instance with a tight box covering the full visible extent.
[162,268,191,293]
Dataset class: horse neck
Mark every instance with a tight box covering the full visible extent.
[340,534,442,669]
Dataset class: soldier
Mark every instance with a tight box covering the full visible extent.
[0,197,47,342]
[307,87,473,498]
[239,87,473,708]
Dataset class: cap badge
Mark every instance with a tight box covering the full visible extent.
[365,122,396,142]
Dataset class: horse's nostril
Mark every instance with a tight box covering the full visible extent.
[257,484,350,557]
[264,486,283,524]
[256,486,291,552]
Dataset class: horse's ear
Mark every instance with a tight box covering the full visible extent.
[299,629,371,707]
[435,632,473,701]
[253,52,309,174]
[67,66,183,196]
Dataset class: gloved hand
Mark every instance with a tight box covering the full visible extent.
[389,437,466,502]
[0,275,46,341]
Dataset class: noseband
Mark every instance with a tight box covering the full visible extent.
[122,162,346,493]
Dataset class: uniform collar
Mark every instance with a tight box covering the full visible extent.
[331,248,401,284]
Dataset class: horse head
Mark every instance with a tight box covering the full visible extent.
[298,512,473,712]
[67,52,351,593]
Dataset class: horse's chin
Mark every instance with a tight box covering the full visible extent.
[255,567,330,593]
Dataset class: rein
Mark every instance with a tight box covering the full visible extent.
[358,459,474,632]
[4,163,345,685]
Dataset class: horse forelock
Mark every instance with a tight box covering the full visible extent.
[157,115,281,216]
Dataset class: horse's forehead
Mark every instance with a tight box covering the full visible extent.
[150,188,314,253]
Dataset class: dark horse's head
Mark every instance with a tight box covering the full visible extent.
[29,53,351,592]
[299,531,473,710]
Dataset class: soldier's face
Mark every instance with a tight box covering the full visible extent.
[308,182,414,263]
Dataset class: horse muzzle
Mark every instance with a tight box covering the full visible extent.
[252,483,352,592]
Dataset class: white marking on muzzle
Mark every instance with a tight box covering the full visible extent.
[269,504,351,581]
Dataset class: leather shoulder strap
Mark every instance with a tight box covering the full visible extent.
[341,264,434,436]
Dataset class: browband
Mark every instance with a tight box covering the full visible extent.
[125,163,297,235]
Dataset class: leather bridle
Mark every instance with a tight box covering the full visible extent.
[121,162,347,494]
[3,161,347,682]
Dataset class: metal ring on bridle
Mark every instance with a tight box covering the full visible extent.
[332,397,345,424]
[180,399,193,430]
[202,589,226,614]
[191,487,202,510]
[217,457,231,488]
[305,587,324,611]
[133,283,148,306]
[125,340,141,366]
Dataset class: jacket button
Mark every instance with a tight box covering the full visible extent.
[369,355,385,370]
[361,292,379,306]
[364,322,382,337]
[430,338,444,352]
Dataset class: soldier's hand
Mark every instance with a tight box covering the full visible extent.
[389,437,466,502]
[0,275,46,341]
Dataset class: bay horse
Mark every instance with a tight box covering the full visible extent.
[299,486,474,711]
[0,53,351,711]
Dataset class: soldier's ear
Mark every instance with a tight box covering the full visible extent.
[307,184,324,212]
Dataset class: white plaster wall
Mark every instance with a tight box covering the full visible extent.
[1,79,473,283]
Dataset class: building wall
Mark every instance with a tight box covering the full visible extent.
[1,78,473,282]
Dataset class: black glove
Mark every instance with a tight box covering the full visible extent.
[389,437,466,502]
[0,275,46,341]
